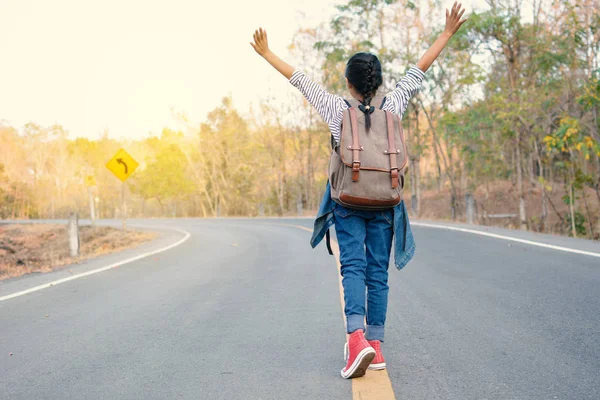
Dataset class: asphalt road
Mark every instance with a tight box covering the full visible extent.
[1,218,599,400]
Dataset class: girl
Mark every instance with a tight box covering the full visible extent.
[251,2,467,379]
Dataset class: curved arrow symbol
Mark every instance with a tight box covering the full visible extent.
[116,158,128,174]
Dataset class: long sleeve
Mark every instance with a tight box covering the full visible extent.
[289,70,347,143]
[383,66,425,117]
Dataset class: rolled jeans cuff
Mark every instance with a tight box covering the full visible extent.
[346,315,365,333]
[366,325,385,342]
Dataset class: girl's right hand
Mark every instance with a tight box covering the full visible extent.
[444,2,467,37]
[250,28,270,57]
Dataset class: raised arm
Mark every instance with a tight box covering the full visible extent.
[250,28,294,79]
[385,66,426,117]
[250,27,346,130]
[416,2,467,73]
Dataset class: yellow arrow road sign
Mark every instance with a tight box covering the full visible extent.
[106,148,139,182]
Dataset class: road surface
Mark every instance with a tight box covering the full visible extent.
[1,218,599,399]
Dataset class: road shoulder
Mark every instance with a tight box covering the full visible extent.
[0,225,189,300]
[412,219,600,256]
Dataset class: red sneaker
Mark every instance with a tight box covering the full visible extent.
[367,340,386,370]
[341,330,375,379]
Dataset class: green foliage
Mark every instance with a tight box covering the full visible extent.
[131,143,195,206]
[578,77,600,111]
[441,100,507,185]
[561,210,587,237]
[544,117,600,160]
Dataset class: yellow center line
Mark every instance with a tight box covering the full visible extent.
[272,223,397,400]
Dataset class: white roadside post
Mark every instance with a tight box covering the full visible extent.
[466,193,475,225]
[68,212,80,258]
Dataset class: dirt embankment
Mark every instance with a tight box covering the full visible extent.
[0,224,156,280]
[407,181,600,239]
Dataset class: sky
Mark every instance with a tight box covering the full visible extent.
[0,0,510,140]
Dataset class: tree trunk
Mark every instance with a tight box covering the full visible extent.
[595,152,600,206]
[582,185,595,239]
[414,105,422,215]
[156,197,165,216]
[569,182,577,238]
[546,193,564,232]
[409,156,416,213]
[11,184,18,219]
[277,170,285,216]
[541,187,548,232]
[516,135,527,229]
[419,99,459,211]
[533,140,547,232]
[567,164,577,237]
[415,158,422,217]
[495,7,528,230]
[415,107,423,217]
[306,130,313,211]
[433,138,443,192]
[596,177,600,207]
[528,153,536,187]
[406,108,417,215]
[460,159,468,197]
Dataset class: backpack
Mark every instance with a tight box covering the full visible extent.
[328,95,408,210]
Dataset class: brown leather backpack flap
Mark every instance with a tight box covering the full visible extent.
[339,108,407,173]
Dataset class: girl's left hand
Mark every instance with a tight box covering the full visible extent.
[444,2,467,37]
[250,28,270,57]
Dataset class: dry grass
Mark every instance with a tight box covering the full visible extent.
[0,224,157,280]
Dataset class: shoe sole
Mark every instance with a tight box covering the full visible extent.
[368,362,386,370]
[341,347,376,379]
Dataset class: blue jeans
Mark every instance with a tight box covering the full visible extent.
[334,204,394,342]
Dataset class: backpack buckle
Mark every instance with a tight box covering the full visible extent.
[390,168,399,189]
[352,161,361,182]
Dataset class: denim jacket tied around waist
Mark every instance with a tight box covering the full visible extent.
[310,181,416,270]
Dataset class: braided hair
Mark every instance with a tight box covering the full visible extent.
[345,52,383,131]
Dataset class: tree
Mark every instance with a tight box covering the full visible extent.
[132,138,195,217]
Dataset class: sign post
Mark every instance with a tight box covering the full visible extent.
[106,149,139,230]
[121,181,127,229]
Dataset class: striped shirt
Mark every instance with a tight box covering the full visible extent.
[289,66,425,143]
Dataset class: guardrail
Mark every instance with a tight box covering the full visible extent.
[485,213,518,219]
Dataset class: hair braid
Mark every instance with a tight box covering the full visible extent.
[345,52,383,131]
[363,61,376,130]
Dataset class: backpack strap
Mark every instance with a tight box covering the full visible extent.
[384,111,400,189]
[347,107,362,182]
[379,96,387,109]
[330,99,353,150]
[325,229,333,255]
